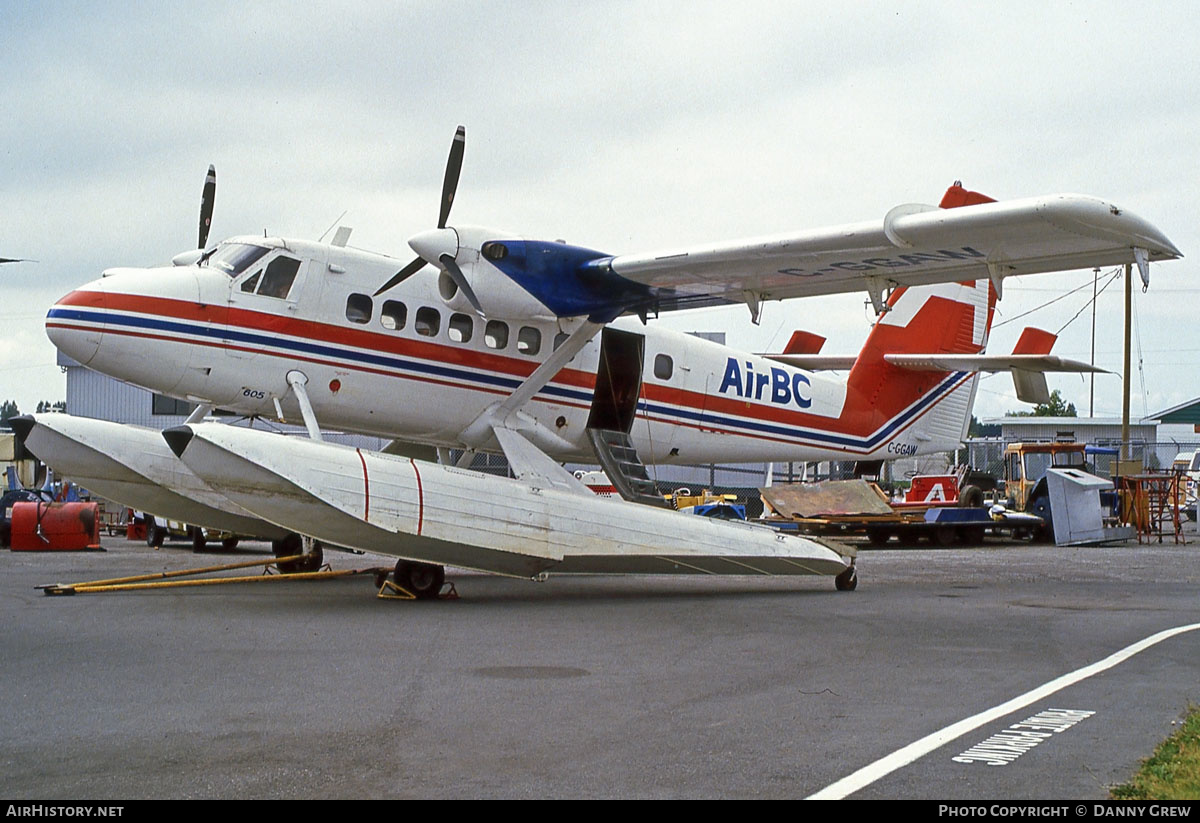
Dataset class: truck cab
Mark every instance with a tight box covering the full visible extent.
[1002,441,1088,512]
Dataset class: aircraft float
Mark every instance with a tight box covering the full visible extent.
[16,127,1181,595]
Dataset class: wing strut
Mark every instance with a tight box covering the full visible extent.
[455,320,605,466]
[286,370,323,441]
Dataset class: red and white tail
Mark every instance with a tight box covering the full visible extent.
[842,184,999,455]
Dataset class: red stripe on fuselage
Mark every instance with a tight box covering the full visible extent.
[55,290,963,441]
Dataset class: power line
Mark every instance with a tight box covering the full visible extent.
[993,267,1121,329]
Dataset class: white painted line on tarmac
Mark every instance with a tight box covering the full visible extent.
[807,622,1200,800]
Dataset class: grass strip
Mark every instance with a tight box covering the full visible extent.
[1111,705,1200,800]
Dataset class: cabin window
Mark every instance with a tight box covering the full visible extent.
[258,256,301,299]
[553,332,570,351]
[654,353,673,380]
[485,320,509,350]
[381,300,407,331]
[517,326,541,356]
[415,306,441,337]
[346,293,372,324]
[449,313,473,343]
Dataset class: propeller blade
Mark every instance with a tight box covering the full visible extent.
[441,254,484,315]
[373,255,428,296]
[199,164,216,249]
[437,126,465,229]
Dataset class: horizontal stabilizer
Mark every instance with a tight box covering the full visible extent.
[883,353,1106,374]
[761,354,857,371]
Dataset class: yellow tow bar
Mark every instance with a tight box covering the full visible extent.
[38,554,375,596]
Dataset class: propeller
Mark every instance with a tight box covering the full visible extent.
[442,256,483,313]
[374,126,466,297]
[198,164,216,249]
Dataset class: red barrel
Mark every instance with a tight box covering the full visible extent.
[9,501,101,551]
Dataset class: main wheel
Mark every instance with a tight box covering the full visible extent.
[395,560,445,600]
[191,527,207,553]
[272,534,324,573]
[146,519,164,548]
[221,537,240,551]
[835,566,858,591]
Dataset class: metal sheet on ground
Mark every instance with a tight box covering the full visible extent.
[761,478,895,518]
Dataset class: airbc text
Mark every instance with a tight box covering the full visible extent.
[718,358,811,409]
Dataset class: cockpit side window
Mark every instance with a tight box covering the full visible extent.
[206,243,270,277]
[240,271,262,293]
[258,256,301,299]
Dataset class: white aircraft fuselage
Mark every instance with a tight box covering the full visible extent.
[48,231,974,467]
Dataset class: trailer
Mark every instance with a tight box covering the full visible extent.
[759,479,1042,546]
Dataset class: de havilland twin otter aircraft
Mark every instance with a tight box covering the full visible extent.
[18,127,1181,595]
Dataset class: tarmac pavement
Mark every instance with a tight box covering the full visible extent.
[1,528,1197,799]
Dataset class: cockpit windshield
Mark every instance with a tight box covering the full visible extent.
[204,243,270,277]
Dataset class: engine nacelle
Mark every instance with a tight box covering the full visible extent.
[436,264,556,321]
[448,225,648,322]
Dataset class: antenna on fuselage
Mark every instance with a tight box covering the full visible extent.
[317,211,349,243]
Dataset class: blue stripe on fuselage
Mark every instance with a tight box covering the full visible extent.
[49,307,967,451]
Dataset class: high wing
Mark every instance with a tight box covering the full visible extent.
[377,129,1180,322]
[606,194,1181,315]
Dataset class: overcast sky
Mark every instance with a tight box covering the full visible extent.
[3,1,1198,424]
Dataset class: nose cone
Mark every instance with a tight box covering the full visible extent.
[408,227,459,265]
[45,279,108,366]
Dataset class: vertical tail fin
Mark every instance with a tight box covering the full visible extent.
[843,183,999,455]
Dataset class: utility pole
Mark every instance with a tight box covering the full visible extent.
[1090,267,1098,417]
[1121,262,1132,465]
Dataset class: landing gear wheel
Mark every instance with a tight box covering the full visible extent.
[835,565,858,591]
[272,533,324,574]
[146,519,164,548]
[221,537,239,551]
[394,560,445,600]
[191,527,207,553]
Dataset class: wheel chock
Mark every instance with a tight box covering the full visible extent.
[376,578,459,601]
